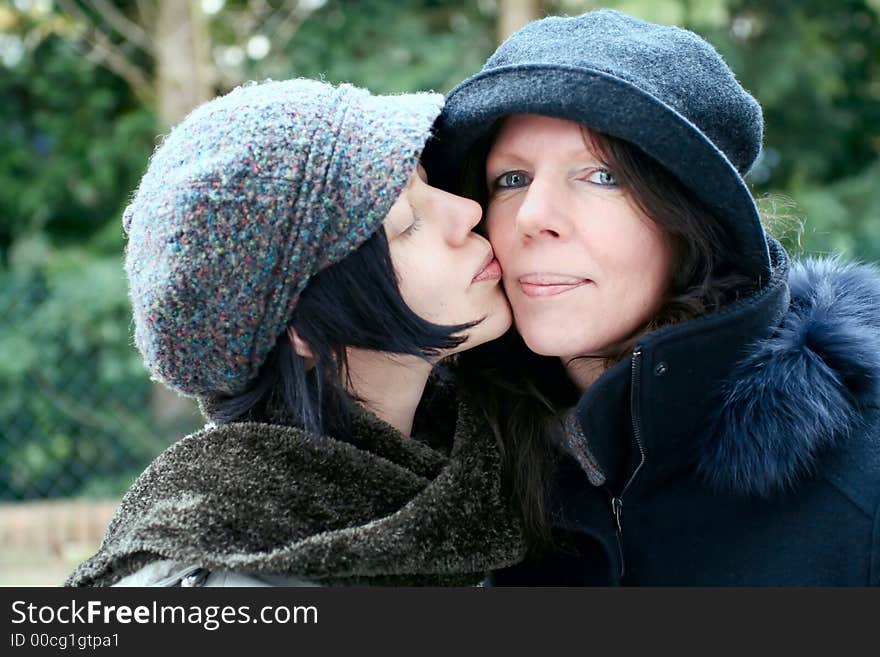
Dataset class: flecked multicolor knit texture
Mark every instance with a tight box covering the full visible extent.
[123,79,443,397]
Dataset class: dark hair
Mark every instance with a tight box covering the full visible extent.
[457,121,758,547]
[204,228,478,439]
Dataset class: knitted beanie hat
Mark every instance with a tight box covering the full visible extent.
[123,78,443,397]
[426,9,771,281]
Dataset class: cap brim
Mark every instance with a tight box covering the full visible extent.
[314,88,444,272]
[426,64,770,282]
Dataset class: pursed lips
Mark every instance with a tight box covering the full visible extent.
[516,273,592,298]
[472,246,502,283]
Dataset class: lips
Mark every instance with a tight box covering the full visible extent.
[518,273,591,298]
[473,248,502,283]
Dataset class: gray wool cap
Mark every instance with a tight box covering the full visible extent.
[123,79,442,398]
[426,9,771,281]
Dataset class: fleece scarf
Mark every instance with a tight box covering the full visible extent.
[66,396,526,587]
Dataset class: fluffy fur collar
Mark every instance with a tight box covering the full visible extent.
[66,397,525,586]
[699,256,880,496]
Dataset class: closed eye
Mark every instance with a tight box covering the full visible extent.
[400,210,423,237]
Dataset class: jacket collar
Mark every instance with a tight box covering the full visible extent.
[569,239,880,497]
[67,393,526,586]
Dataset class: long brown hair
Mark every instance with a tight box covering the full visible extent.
[456,119,759,548]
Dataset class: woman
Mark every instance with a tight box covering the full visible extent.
[66,78,524,587]
[428,9,880,585]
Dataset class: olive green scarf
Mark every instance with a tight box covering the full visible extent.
[66,394,525,586]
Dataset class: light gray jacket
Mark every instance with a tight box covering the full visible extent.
[113,560,317,587]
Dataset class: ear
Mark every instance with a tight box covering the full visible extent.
[287,327,314,360]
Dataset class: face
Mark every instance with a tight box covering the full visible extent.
[383,164,512,354]
[485,114,673,361]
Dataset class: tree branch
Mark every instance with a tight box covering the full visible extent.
[265,2,308,54]
[56,0,98,30]
[134,0,157,30]
[88,0,155,55]
[56,0,153,101]
[87,27,154,96]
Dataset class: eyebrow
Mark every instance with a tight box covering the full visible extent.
[487,147,607,172]
[485,150,529,172]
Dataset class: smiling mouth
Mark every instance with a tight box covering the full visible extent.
[518,274,592,298]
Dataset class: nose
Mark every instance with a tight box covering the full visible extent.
[443,190,483,246]
[515,178,568,240]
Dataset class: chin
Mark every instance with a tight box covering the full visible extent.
[520,336,565,358]
[518,326,586,359]
[484,288,514,328]
[478,311,514,348]
[457,304,513,352]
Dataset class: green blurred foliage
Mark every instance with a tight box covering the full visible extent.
[0,27,156,259]
[1,0,879,499]
[228,0,496,93]
[694,0,880,259]
[1,238,174,499]
[0,6,165,499]
[283,0,495,92]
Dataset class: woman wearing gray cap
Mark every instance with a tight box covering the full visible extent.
[429,9,880,585]
[66,78,525,586]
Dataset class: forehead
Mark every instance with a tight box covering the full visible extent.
[489,114,599,160]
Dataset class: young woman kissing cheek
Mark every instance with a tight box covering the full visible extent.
[484,114,673,388]
[385,164,512,355]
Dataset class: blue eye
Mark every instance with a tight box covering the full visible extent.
[588,169,619,187]
[493,170,531,189]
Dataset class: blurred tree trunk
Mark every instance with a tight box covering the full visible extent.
[154,0,214,128]
[496,0,542,44]
[151,0,215,428]
[51,0,219,433]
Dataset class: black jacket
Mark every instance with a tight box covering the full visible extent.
[493,240,880,586]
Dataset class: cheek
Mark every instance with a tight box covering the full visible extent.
[638,224,673,287]
[614,225,673,308]
[593,211,669,271]
[394,251,460,322]
[485,212,515,260]
[397,254,436,296]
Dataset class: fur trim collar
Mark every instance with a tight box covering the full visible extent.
[699,256,880,496]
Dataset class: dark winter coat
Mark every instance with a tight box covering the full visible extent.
[67,386,526,587]
[492,239,880,586]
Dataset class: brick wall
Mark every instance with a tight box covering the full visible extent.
[0,499,118,586]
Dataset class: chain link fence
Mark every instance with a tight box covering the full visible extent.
[1,255,202,501]
[1,254,205,583]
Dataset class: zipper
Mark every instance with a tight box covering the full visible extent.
[607,345,647,582]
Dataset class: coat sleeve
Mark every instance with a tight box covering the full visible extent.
[113,560,201,586]
[113,560,321,587]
